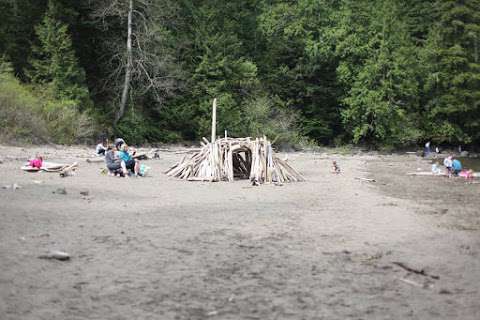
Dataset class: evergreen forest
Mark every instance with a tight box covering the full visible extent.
[0,0,479,148]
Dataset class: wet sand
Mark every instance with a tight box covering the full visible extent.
[0,146,479,319]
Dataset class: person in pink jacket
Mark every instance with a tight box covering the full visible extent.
[28,155,43,169]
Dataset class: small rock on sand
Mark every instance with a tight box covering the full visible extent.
[53,187,67,195]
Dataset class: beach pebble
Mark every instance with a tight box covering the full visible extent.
[53,187,67,195]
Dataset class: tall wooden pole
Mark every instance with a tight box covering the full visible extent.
[211,98,217,143]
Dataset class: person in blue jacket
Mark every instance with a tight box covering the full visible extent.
[452,157,462,176]
[119,144,140,176]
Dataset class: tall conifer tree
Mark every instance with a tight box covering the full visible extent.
[340,0,420,145]
[28,0,90,106]
[421,0,480,144]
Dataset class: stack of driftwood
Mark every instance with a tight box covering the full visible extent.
[165,136,304,183]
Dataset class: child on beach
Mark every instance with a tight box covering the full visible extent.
[28,154,43,169]
[331,160,341,174]
[443,155,453,177]
[459,169,474,181]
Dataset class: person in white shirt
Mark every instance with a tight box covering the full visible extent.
[96,139,107,156]
[443,155,453,177]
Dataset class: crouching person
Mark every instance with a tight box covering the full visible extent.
[452,157,463,176]
[105,144,126,176]
[119,144,140,176]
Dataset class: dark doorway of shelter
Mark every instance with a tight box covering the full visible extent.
[232,149,252,179]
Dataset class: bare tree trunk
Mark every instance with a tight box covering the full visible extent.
[115,0,133,126]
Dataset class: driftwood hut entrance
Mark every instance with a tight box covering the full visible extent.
[232,149,252,180]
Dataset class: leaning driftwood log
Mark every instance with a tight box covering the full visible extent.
[165,136,304,184]
[59,162,78,177]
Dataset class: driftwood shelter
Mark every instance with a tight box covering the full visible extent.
[166,99,304,184]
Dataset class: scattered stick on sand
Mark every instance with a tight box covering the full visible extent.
[393,261,440,280]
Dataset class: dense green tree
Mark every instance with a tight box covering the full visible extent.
[0,1,12,60]
[420,0,480,144]
[256,0,342,144]
[28,0,90,106]
[337,0,421,146]
[1,0,479,147]
[403,0,437,45]
[0,0,47,78]
[171,0,262,139]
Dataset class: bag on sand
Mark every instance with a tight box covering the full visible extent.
[139,164,150,176]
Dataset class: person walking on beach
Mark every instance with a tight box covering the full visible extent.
[424,141,431,156]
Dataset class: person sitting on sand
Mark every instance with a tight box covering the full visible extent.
[114,137,125,150]
[452,157,462,176]
[95,139,107,156]
[331,160,341,174]
[28,154,43,169]
[105,144,125,177]
[118,144,140,176]
[459,169,474,181]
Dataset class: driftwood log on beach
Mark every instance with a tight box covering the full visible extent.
[407,171,480,178]
[165,136,304,184]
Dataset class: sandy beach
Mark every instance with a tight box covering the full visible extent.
[0,145,479,319]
